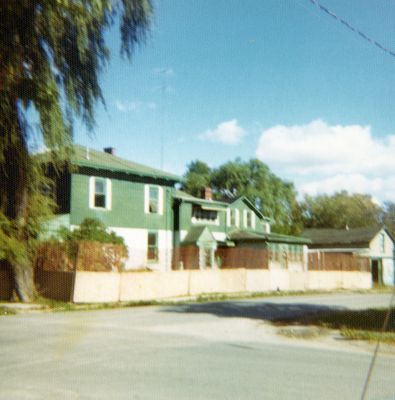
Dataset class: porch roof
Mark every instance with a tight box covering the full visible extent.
[229,230,311,245]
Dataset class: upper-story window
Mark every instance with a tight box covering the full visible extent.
[145,185,163,214]
[192,205,218,224]
[89,177,111,209]
[227,208,240,227]
[380,233,385,253]
[243,210,255,229]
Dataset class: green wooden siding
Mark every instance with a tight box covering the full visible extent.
[178,201,227,233]
[227,198,268,234]
[69,173,174,230]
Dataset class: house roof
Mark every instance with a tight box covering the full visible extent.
[229,230,311,245]
[182,225,216,245]
[69,145,180,182]
[301,226,389,248]
[228,196,273,222]
[174,190,228,209]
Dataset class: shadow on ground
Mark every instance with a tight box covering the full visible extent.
[161,301,346,324]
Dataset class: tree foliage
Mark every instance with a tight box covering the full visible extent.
[301,191,382,229]
[58,218,127,248]
[382,201,395,237]
[183,160,211,198]
[182,158,300,234]
[0,1,152,301]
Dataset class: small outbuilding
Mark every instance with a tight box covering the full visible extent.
[302,226,395,286]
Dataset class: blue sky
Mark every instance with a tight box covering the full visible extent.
[74,0,395,203]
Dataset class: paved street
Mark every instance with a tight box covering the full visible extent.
[0,292,394,399]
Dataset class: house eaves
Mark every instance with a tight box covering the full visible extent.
[174,190,228,209]
[229,230,311,245]
[71,145,181,183]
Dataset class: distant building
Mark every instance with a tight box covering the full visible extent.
[302,226,395,286]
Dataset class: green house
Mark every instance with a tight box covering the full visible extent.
[47,145,310,271]
[47,145,179,271]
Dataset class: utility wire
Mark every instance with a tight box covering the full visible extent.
[307,0,395,59]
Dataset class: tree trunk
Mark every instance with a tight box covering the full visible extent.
[9,261,34,302]
[0,97,34,302]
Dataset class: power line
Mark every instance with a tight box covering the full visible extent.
[307,0,395,59]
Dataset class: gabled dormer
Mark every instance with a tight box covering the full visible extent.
[226,196,272,234]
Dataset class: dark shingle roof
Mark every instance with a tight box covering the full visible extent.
[301,226,384,248]
[71,145,180,182]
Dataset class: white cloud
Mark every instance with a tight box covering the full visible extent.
[256,120,395,202]
[115,100,157,113]
[200,119,246,145]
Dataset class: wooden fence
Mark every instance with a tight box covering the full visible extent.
[308,252,369,272]
[35,241,127,272]
[216,247,269,269]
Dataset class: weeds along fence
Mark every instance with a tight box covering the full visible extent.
[35,241,127,272]
[308,252,370,272]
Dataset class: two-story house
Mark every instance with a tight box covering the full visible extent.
[47,145,179,271]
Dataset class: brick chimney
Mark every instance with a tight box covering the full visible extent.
[104,147,116,156]
[202,187,212,201]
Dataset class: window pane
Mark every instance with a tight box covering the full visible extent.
[149,186,159,213]
[148,232,157,246]
[95,180,105,194]
[147,232,158,261]
[95,194,106,208]
[230,210,236,226]
[192,205,217,221]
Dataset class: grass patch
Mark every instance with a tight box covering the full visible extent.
[0,306,17,316]
[192,290,340,303]
[308,308,395,332]
[340,328,395,343]
[274,307,395,344]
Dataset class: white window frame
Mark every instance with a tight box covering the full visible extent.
[227,208,240,227]
[89,177,112,210]
[144,185,163,215]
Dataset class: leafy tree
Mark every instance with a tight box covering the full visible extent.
[182,160,212,197]
[183,158,300,234]
[0,1,152,301]
[301,191,382,229]
[382,201,395,237]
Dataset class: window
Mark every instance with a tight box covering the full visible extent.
[147,232,158,261]
[145,185,163,214]
[149,186,159,213]
[243,210,255,229]
[192,205,218,223]
[246,211,252,228]
[228,209,239,227]
[380,233,385,253]
[90,177,111,209]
